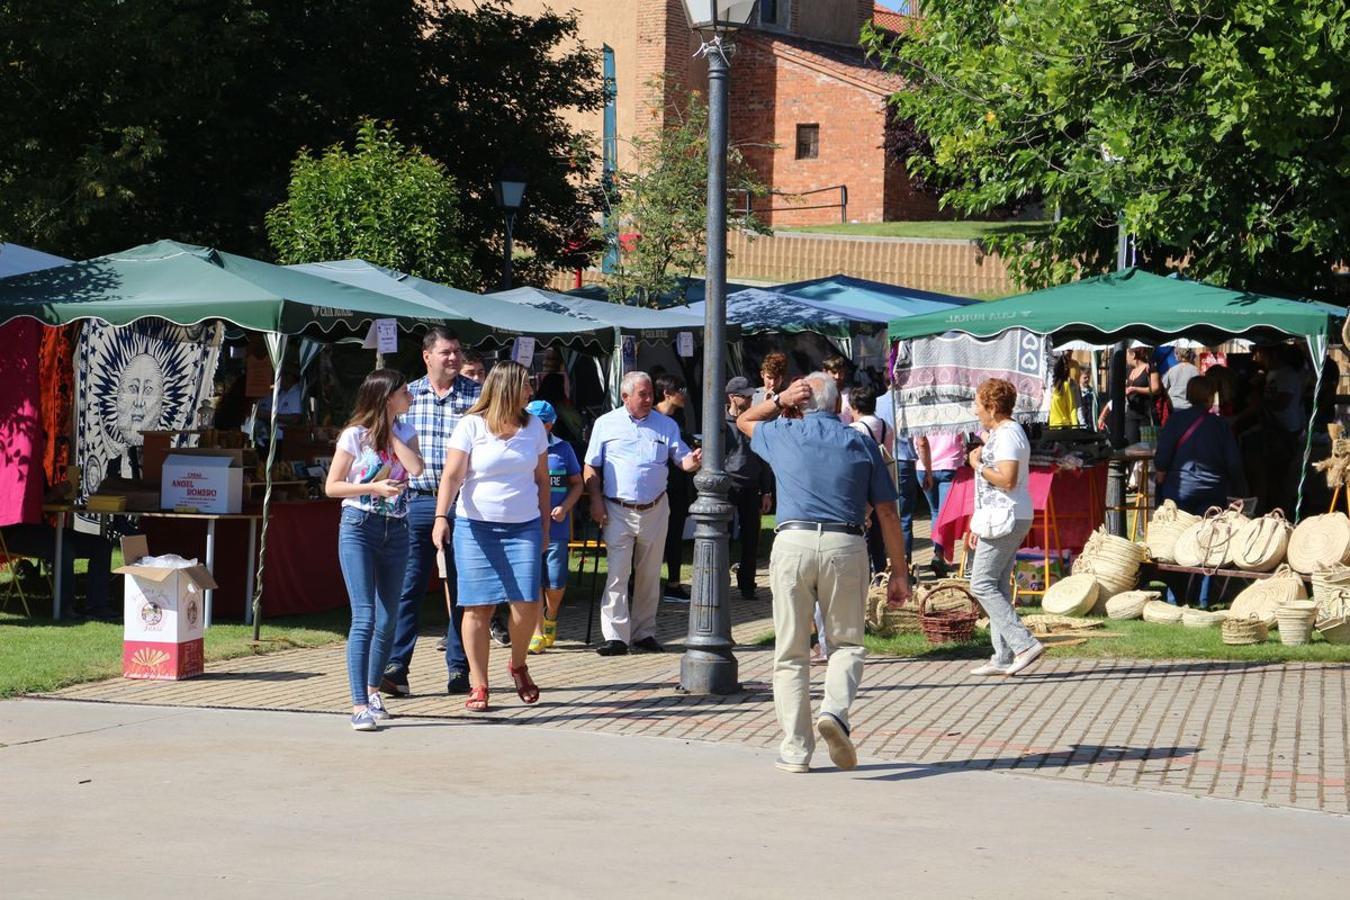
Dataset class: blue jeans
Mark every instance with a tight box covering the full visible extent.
[338,508,409,706]
[970,519,1039,666]
[921,468,958,557]
[387,493,467,678]
[895,461,918,561]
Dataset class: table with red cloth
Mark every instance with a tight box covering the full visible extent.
[932,464,1107,562]
[141,499,346,619]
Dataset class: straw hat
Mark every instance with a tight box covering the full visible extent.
[1041,574,1100,617]
[1287,513,1350,574]
[1142,600,1186,624]
[1105,590,1158,620]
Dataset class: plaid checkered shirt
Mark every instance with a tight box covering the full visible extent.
[400,374,482,493]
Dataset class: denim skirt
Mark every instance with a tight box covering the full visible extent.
[453,517,542,605]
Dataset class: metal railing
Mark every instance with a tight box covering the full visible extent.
[734,184,849,223]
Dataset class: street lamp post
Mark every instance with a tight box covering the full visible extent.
[494,167,528,290]
[679,0,758,695]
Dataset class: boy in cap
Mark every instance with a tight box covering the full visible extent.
[526,400,583,653]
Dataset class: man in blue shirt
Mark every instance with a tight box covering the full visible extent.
[584,371,702,655]
[739,372,909,774]
[381,327,482,698]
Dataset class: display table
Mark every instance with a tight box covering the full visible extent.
[933,464,1108,563]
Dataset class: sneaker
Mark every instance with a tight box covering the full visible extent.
[490,616,511,648]
[434,636,447,652]
[528,633,548,655]
[366,693,392,721]
[970,662,1011,676]
[775,756,809,774]
[663,584,690,603]
[540,617,557,649]
[350,709,379,732]
[379,669,410,697]
[1005,641,1046,676]
[816,712,857,771]
[631,636,664,654]
[446,670,471,695]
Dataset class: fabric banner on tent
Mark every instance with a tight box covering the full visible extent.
[75,320,222,495]
[891,328,1051,436]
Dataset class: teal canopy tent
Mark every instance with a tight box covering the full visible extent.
[776,273,978,319]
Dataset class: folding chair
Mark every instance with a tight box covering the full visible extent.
[0,530,34,616]
[567,515,607,644]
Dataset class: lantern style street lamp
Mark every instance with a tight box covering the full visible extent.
[679,0,758,696]
[494,166,528,290]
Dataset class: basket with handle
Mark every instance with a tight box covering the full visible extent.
[865,571,920,636]
[1230,509,1292,572]
[916,582,980,645]
[1222,615,1269,645]
[1173,505,1242,569]
[1310,563,1350,620]
[1146,500,1201,563]
[1229,563,1307,627]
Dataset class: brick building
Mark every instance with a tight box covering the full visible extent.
[499,0,936,225]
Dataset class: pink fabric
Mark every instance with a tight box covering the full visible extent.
[933,464,1107,562]
[0,320,44,526]
[921,432,966,471]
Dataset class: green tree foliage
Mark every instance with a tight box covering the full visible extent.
[0,1,603,287]
[866,1,1350,294]
[598,89,769,307]
[265,120,468,282]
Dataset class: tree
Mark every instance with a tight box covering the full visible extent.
[598,88,769,307]
[0,1,604,287]
[265,120,469,282]
[865,1,1350,295]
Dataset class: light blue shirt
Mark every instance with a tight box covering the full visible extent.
[751,410,897,525]
[584,407,691,504]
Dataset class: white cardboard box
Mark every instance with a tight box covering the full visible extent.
[161,452,243,513]
[114,536,218,680]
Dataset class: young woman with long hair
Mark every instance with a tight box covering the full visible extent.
[432,360,550,711]
[325,368,424,731]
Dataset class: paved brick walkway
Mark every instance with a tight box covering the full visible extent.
[44,583,1350,815]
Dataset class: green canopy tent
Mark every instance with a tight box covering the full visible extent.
[0,239,489,634]
[887,268,1346,521]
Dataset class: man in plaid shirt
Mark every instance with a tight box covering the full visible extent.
[381,327,482,697]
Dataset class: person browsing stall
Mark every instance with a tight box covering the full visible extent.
[738,373,909,774]
[584,371,702,656]
[383,328,482,699]
[525,399,583,654]
[724,376,773,600]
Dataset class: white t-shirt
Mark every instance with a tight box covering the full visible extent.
[336,421,418,518]
[449,414,548,523]
[975,420,1032,520]
[1265,366,1305,434]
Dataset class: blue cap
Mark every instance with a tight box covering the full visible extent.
[525,400,557,423]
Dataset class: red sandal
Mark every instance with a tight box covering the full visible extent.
[507,662,540,704]
[465,685,489,712]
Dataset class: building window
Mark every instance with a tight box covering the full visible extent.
[795,124,819,160]
[759,0,788,28]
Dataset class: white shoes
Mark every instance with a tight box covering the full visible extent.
[1005,641,1046,676]
[969,662,1010,676]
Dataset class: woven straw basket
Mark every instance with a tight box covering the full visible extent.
[1172,506,1242,569]
[1222,615,1269,645]
[1310,563,1350,620]
[1230,510,1292,572]
[1041,573,1100,617]
[1287,513,1350,574]
[1315,616,1350,644]
[916,584,980,645]
[1181,608,1228,628]
[1072,528,1147,610]
[1142,600,1186,624]
[1146,501,1201,563]
[1276,601,1317,645]
[865,572,920,637]
[1229,564,1307,627]
[1105,590,1158,620]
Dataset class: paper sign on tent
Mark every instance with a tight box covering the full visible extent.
[362,318,398,353]
[512,336,536,367]
[677,332,694,357]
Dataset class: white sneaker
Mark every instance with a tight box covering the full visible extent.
[969,662,1010,676]
[1005,641,1046,676]
[816,713,857,771]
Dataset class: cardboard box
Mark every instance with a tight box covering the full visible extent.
[114,536,217,680]
[161,451,243,513]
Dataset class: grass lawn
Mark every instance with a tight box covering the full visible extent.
[776,220,1050,241]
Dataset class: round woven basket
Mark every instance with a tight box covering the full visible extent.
[1146,501,1202,563]
[1222,615,1269,645]
[1071,556,1140,610]
[1310,563,1350,620]
[1105,590,1158,620]
[1230,510,1292,572]
[1142,599,1186,624]
[1173,507,1241,569]
[1276,602,1317,645]
[865,573,921,637]
[1181,608,1228,628]
[917,591,979,645]
[1287,513,1350,574]
[917,579,980,614]
[1315,616,1350,644]
[1229,564,1307,627]
[1041,573,1100,617]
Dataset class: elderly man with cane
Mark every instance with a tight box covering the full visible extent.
[738,372,910,773]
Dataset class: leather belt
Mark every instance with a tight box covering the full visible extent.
[605,492,666,511]
[775,520,864,536]
[409,488,437,497]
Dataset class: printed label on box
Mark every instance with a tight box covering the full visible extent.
[123,638,204,680]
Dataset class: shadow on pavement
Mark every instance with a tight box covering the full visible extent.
[852,743,1200,781]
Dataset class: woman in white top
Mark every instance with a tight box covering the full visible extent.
[432,361,550,712]
[965,378,1044,677]
[325,369,424,731]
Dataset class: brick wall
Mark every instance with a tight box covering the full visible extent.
[635,0,695,135]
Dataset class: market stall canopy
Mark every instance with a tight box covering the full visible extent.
[569,276,757,308]
[490,286,708,343]
[0,240,482,337]
[291,260,614,351]
[691,287,889,339]
[0,242,69,277]
[774,274,978,318]
[888,268,1344,345]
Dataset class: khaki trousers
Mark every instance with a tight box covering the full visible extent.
[768,529,868,764]
[600,495,669,644]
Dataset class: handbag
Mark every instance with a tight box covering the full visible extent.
[970,506,1016,539]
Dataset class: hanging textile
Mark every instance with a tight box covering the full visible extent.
[891,328,1052,436]
[40,323,80,488]
[0,320,44,525]
[75,320,222,495]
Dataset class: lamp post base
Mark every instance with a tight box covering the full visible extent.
[679,470,739,695]
[679,649,740,695]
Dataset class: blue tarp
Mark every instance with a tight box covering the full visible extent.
[775,274,978,318]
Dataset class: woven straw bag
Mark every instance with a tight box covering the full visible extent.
[1142,600,1186,624]
[1222,615,1269,645]
[1229,510,1292,572]
[1316,616,1350,644]
[1040,574,1100,617]
[1072,527,1147,610]
[1105,590,1158,620]
[865,572,921,636]
[1310,563,1350,620]
[1146,501,1201,563]
[1172,506,1242,569]
[917,578,980,614]
[1228,564,1307,627]
[1181,608,1228,628]
[1287,513,1350,574]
